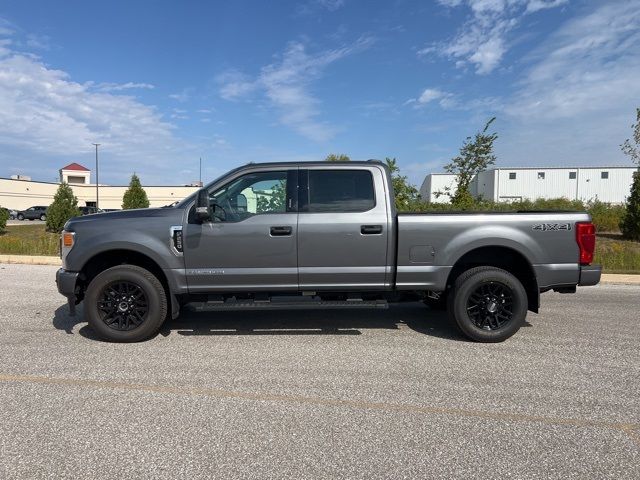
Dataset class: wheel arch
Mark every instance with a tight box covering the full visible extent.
[78,249,176,317]
[446,245,539,313]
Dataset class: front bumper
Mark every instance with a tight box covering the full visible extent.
[579,264,602,286]
[56,268,80,315]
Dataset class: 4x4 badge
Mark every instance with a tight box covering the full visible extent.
[533,223,572,231]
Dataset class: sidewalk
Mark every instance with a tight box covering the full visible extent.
[2,255,639,285]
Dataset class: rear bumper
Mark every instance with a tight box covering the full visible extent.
[579,264,601,286]
[56,268,79,315]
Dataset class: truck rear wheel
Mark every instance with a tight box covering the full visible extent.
[447,266,527,342]
[84,265,167,342]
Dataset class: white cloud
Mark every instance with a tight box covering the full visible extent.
[216,70,257,100]
[24,33,50,50]
[425,0,568,74]
[217,37,374,142]
[418,88,446,104]
[169,88,192,102]
[296,0,345,15]
[0,32,186,183]
[498,1,640,166]
[93,81,155,92]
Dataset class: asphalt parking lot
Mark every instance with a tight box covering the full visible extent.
[6,219,45,226]
[0,263,638,479]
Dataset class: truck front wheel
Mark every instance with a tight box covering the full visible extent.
[447,266,527,342]
[84,265,167,342]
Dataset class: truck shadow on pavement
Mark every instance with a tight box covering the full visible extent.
[164,303,463,340]
[53,303,469,341]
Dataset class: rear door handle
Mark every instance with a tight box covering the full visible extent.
[361,225,383,235]
[270,226,292,236]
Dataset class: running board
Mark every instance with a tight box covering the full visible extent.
[193,297,389,312]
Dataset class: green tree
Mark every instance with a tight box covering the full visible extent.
[620,108,640,240]
[256,180,286,213]
[46,183,81,233]
[440,117,498,208]
[0,206,9,233]
[122,174,150,209]
[621,108,640,165]
[620,172,640,240]
[384,157,423,211]
[325,153,351,162]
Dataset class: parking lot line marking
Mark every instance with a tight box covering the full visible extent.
[620,426,640,447]
[1,372,638,444]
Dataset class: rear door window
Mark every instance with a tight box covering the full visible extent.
[304,170,375,212]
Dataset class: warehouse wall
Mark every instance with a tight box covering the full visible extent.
[423,167,636,204]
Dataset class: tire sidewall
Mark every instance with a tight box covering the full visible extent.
[85,266,166,342]
[450,269,527,342]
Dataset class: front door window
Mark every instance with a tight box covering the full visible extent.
[209,171,288,222]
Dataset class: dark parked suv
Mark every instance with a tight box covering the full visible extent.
[80,206,103,216]
[17,206,48,221]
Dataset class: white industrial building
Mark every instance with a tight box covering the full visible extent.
[420,166,638,204]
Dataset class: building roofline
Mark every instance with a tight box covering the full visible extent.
[492,166,637,170]
[427,165,638,175]
[60,162,90,171]
[0,177,199,188]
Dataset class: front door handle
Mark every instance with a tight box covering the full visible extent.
[361,225,383,235]
[270,226,292,236]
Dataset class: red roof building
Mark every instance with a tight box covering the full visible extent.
[59,163,91,184]
[60,163,90,172]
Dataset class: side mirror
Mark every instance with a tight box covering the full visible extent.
[195,188,211,223]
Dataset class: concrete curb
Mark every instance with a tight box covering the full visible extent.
[600,274,640,285]
[0,255,60,266]
[1,256,639,284]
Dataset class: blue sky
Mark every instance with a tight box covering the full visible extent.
[0,0,638,186]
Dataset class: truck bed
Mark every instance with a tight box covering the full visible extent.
[395,211,591,291]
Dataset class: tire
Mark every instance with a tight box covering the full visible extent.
[447,266,527,342]
[84,265,167,342]
[17,214,24,220]
[40,214,46,221]
[9,215,15,220]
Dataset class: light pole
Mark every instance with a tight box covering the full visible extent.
[92,143,101,209]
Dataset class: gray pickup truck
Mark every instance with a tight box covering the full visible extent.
[56,161,601,343]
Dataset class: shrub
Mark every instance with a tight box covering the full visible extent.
[122,174,150,209]
[0,206,9,233]
[46,183,81,233]
[418,197,625,232]
[621,171,640,241]
[587,200,626,233]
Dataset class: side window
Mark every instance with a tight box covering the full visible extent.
[305,170,375,213]
[209,171,288,222]
[508,172,516,180]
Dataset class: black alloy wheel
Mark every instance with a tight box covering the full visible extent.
[466,281,514,330]
[97,281,149,331]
